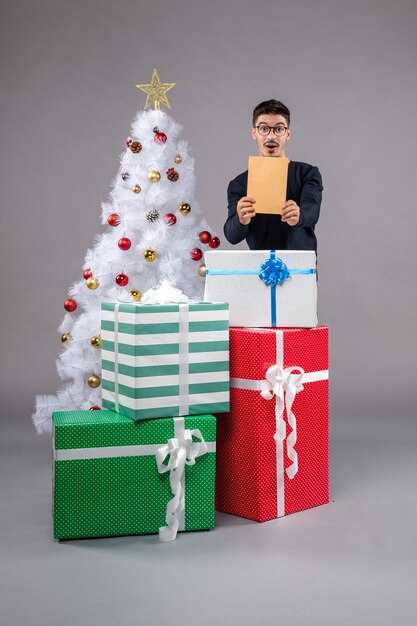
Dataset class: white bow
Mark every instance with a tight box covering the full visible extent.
[141,280,190,304]
[156,429,208,542]
[260,365,304,479]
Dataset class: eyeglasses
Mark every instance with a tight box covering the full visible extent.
[255,124,288,137]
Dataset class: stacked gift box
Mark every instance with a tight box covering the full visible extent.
[52,249,329,542]
[204,250,329,522]
[52,300,230,541]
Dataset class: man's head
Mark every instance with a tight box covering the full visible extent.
[252,99,291,158]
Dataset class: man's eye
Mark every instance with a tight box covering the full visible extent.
[259,126,269,134]
[276,126,286,133]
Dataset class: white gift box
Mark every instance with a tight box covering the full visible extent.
[204,250,317,328]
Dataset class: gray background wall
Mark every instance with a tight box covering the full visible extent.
[2,2,417,625]
[1,0,416,420]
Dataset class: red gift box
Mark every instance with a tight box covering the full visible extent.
[216,326,329,521]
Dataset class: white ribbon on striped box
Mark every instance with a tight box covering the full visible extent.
[230,329,328,518]
[111,303,192,414]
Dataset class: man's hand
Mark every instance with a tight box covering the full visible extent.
[281,200,300,226]
[237,197,256,225]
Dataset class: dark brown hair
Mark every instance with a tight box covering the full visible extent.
[253,100,290,127]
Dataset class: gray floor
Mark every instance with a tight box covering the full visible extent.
[1,410,416,626]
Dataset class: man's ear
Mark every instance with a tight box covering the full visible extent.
[287,128,291,141]
[251,127,256,141]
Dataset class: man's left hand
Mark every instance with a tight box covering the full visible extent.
[281,200,300,226]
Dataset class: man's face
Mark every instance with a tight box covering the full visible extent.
[252,113,291,157]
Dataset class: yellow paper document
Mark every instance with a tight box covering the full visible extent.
[247,156,289,214]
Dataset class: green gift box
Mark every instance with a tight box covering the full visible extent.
[101,301,230,421]
[52,410,216,541]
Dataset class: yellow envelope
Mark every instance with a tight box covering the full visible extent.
[247,156,289,214]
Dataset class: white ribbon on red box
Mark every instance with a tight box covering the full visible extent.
[260,364,305,480]
[230,329,328,517]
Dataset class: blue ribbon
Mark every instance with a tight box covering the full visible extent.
[206,251,316,326]
[259,252,290,287]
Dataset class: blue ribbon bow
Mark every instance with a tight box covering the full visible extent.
[259,256,290,287]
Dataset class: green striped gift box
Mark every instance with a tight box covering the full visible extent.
[101,301,229,421]
[53,410,216,540]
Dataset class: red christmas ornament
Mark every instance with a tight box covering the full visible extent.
[209,236,221,248]
[108,213,120,227]
[125,138,132,147]
[154,131,167,144]
[115,273,129,287]
[83,268,93,280]
[64,299,77,312]
[163,213,177,226]
[89,405,101,411]
[199,231,211,244]
[166,167,179,182]
[118,237,131,251]
[191,247,203,261]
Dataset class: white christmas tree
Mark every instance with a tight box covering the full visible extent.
[33,70,221,435]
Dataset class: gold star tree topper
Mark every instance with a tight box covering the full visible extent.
[136,69,176,110]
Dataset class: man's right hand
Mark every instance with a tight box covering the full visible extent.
[237,197,256,225]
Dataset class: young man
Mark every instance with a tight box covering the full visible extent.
[224,100,323,252]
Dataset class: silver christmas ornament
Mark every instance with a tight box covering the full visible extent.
[146,209,160,222]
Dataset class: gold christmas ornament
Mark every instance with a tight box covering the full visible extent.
[148,170,161,183]
[133,184,141,193]
[136,68,176,111]
[61,332,72,344]
[178,202,191,215]
[87,374,101,388]
[130,289,142,301]
[86,276,99,290]
[144,247,157,262]
[90,335,102,349]
[174,154,182,164]
[198,263,207,277]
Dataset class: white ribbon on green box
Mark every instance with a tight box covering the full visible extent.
[101,301,230,421]
[53,416,215,542]
[230,330,328,518]
[156,416,210,542]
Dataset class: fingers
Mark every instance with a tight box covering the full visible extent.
[282,200,296,210]
[281,201,300,226]
[238,198,256,211]
[237,197,256,225]
[238,208,256,225]
[281,209,298,220]
[238,197,256,207]
[282,217,299,226]
[240,207,256,217]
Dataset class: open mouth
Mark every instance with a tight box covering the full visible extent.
[265,142,278,149]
